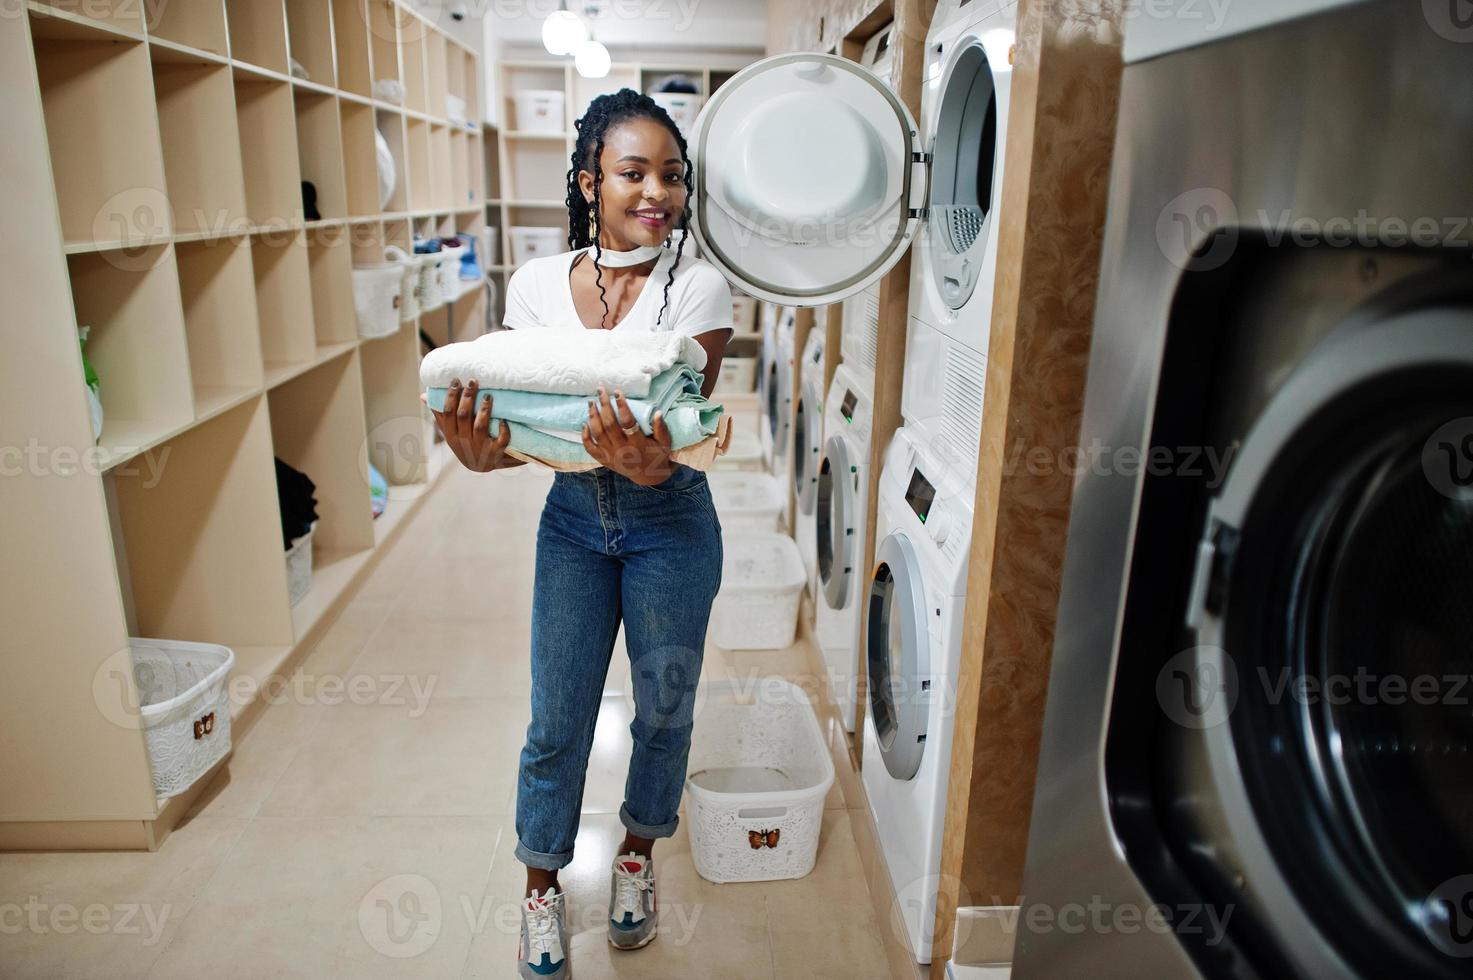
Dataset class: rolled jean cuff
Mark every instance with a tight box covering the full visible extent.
[620,801,679,839]
[515,839,574,871]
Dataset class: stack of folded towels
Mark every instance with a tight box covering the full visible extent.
[420,329,728,470]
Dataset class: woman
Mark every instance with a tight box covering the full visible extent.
[428,90,732,979]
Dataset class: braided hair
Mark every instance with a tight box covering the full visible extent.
[565,89,693,329]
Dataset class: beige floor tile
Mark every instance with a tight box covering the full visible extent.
[142,816,498,980]
[257,697,528,817]
[0,816,248,980]
[346,608,535,699]
[186,698,327,819]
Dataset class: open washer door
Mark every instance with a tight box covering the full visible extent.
[818,433,858,610]
[794,374,825,515]
[688,53,924,307]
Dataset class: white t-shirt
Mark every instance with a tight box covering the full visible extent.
[503,245,734,338]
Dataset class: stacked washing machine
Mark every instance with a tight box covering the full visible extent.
[1019,2,1473,977]
[683,0,1017,963]
[793,309,827,602]
[758,305,797,529]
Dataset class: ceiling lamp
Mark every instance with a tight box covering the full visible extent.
[574,38,611,79]
[542,8,587,56]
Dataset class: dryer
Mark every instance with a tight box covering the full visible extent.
[1017,2,1473,977]
[862,425,974,964]
[793,322,827,600]
[815,361,875,733]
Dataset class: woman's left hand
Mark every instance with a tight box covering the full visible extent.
[582,387,675,486]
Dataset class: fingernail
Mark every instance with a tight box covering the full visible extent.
[450,379,461,388]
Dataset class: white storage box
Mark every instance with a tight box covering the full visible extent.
[513,89,565,133]
[510,226,564,265]
[650,91,703,134]
[129,638,236,802]
[712,424,764,472]
[351,264,402,339]
[447,93,467,127]
[731,292,758,334]
[685,677,835,883]
[285,520,317,606]
[711,533,805,650]
[708,471,782,533]
[719,356,757,393]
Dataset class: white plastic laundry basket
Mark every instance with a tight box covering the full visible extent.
[685,677,834,883]
[510,226,564,265]
[708,472,782,534]
[711,533,805,650]
[731,292,758,335]
[513,89,565,133]
[352,264,402,339]
[129,638,236,802]
[712,425,764,472]
[285,520,317,607]
[417,250,447,312]
[650,91,703,134]
[719,356,757,393]
[436,243,466,300]
[384,245,422,321]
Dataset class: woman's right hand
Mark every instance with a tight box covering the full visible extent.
[427,378,513,473]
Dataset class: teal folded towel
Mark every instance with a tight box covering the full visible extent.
[425,364,723,464]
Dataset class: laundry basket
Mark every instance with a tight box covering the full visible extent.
[513,89,565,133]
[510,226,564,265]
[285,520,317,607]
[711,533,805,650]
[708,472,783,533]
[129,638,236,802]
[436,243,466,301]
[712,424,764,472]
[685,677,834,883]
[384,245,423,321]
[352,263,402,339]
[416,248,447,312]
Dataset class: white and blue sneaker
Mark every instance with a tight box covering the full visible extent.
[518,887,568,978]
[607,852,657,950]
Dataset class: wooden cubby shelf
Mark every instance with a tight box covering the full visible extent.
[10,0,484,851]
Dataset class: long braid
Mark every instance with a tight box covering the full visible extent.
[564,89,694,330]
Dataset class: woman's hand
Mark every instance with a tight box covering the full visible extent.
[425,378,517,473]
[582,387,675,486]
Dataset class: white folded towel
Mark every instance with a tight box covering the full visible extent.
[419,327,708,398]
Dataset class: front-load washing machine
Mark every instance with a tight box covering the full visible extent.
[863,425,975,964]
[794,322,827,598]
[815,361,876,733]
[1018,2,1473,977]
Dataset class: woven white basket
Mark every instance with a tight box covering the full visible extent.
[352,263,402,339]
[384,245,422,321]
[130,638,236,802]
[285,520,316,606]
[417,250,447,312]
[710,533,806,650]
[685,677,834,883]
[708,471,782,533]
[436,244,466,301]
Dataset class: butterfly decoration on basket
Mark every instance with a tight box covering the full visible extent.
[193,711,216,740]
[747,828,781,849]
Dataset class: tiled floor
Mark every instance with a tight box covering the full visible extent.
[0,440,900,978]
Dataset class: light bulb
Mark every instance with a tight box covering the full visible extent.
[574,39,611,79]
[542,10,587,56]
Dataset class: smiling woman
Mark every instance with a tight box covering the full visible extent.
[425,88,735,980]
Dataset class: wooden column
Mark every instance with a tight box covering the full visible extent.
[931,2,1127,975]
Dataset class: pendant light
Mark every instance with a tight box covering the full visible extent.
[542,4,587,56]
[574,35,611,79]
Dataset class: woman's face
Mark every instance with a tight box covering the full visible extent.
[580,117,687,251]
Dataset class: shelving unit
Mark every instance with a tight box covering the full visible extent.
[3,0,485,851]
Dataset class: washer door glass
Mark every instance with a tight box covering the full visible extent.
[1217,381,1473,970]
[867,531,931,780]
[689,53,922,307]
[928,35,1006,311]
[819,434,855,609]
[795,381,824,514]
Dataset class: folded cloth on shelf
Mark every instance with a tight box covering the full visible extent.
[418,327,708,399]
[424,364,723,449]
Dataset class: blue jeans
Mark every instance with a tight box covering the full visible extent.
[514,464,723,871]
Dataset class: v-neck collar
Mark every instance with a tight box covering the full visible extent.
[564,247,672,331]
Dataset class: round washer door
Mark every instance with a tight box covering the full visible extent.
[818,434,857,609]
[867,531,931,780]
[689,53,923,307]
[794,380,824,514]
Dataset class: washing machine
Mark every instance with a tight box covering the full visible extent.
[1017,2,1473,977]
[793,320,827,598]
[761,307,796,526]
[815,361,875,733]
[862,425,975,963]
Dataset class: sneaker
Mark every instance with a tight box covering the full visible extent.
[518,887,568,978]
[608,852,657,950]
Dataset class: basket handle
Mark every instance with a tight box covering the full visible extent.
[737,805,787,820]
[385,245,411,265]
